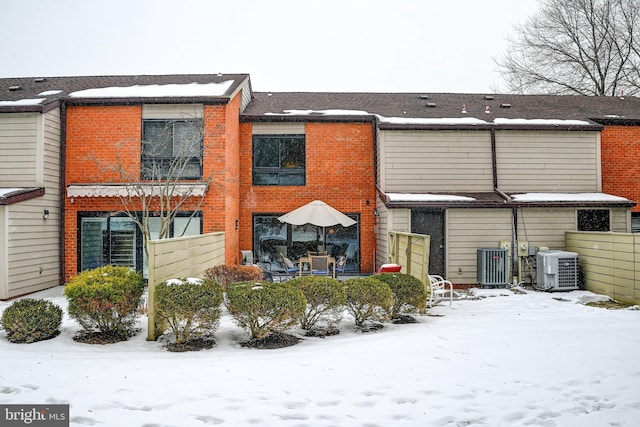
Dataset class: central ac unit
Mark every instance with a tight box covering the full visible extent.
[535,250,579,291]
[477,248,509,287]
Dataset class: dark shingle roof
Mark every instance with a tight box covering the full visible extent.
[242,92,640,128]
[0,74,251,112]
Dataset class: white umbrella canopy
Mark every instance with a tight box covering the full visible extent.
[278,200,356,227]
[278,200,356,250]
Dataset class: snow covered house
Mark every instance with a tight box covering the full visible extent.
[0,80,62,299]
[242,93,639,285]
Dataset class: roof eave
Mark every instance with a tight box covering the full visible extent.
[0,187,45,205]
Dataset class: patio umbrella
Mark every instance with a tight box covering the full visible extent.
[277,200,356,248]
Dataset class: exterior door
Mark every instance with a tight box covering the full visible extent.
[411,209,445,277]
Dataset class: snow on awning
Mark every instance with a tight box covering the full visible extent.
[66,184,208,198]
[511,193,631,203]
[386,193,476,202]
[0,98,46,106]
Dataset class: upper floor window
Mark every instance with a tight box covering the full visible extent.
[142,119,203,180]
[577,209,610,232]
[252,134,305,185]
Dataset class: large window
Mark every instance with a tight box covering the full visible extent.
[577,209,610,231]
[252,214,359,271]
[252,134,305,185]
[78,212,202,277]
[142,119,203,180]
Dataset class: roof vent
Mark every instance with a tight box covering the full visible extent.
[8,85,22,91]
[426,102,437,108]
[484,95,494,100]
[34,78,47,83]
[461,104,467,114]
[500,103,511,108]
[419,95,430,100]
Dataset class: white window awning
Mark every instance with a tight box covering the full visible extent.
[66,184,208,198]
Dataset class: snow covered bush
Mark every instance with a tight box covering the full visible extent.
[64,265,145,342]
[0,298,62,343]
[375,273,427,318]
[154,277,224,347]
[289,276,346,331]
[203,264,263,288]
[225,281,306,340]
[343,277,394,327]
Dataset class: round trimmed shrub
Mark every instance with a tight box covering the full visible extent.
[226,281,306,340]
[289,276,347,330]
[375,273,427,318]
[154,277,224,346]
[203,265,263,288]
[343,277,394,327]
[1,298,63,343]
[64,265,145,341]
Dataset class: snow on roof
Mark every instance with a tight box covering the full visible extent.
[68,81,234,98]
[0,188,24,197]
[265,109,371,116]
[494,118,591,126]
[0,98,46,106]
[512,193,630,202]
[386,193,476,202]
[38,90,63,96]
[380,117,489,125]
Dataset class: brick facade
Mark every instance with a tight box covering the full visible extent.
[601,125,640,212]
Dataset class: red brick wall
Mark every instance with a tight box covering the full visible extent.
[238,121,377,272]
[601,125,640,212]
[64,100,242,281]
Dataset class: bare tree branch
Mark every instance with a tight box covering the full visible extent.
[496,0,640,95]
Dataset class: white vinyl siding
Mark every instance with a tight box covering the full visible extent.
[496,130,600,192]
[252,123,306,135]
[142,104,203,120]
[0,113,39,186]
[447,209,513,284]
[378,130,494,193]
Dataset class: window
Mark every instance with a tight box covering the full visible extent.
[577,209,610,231]
[632,213,640,233]
[142,120,203,180]
[78,212,202,277]
[252,134,305,185]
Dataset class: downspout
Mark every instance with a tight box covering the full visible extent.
[492,127,518,284]
[59,101,67,286]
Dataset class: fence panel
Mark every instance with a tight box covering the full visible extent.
[387,231,430,286]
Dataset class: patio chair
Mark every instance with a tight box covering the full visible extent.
[310,255,333,277]
[428,274,454,307]
[335,254,348,275]
[280,254,300,278]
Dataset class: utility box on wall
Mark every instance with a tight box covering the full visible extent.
[477,248,509,287]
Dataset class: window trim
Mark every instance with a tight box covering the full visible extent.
[252,134,306,186]
[141,119,204,180]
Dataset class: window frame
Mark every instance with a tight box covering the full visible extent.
[141,119,204,180]
[252,134,306,186]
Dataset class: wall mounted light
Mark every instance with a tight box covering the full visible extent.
[373,208,379,217]
[43,209,50,219]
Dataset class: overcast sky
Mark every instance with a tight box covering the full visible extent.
[1,0,540,93]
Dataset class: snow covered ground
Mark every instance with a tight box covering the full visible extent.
[1,286,639,427]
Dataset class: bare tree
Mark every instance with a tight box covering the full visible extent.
[497,0,640,95]
[90,115,214,259]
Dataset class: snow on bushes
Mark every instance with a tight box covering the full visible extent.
[154,277,223,349]
[0,298,63,343]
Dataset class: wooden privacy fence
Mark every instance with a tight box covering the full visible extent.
[147,232,226,340]
[387,231,431,286]
[566,231,640,305]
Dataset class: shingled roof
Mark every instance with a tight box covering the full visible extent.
[0,74,251,113]
[242,91,640,129]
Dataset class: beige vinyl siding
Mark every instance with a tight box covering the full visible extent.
[376,206,411,267]
[447,209,513,284]
[496,130,600,192]
[516,208,578,251]
[0,113,39,186]
[611,208,629,232]
[252,123,305,135]
[0,206,7,297]
[378,130,494,193]
[142,104,204,119]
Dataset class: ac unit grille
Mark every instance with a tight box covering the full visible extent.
[536,250,579,291]
[477,248,509,287]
